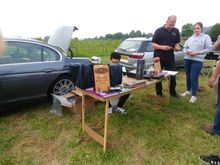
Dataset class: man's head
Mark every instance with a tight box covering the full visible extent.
[110,52,121,63]
[165,15,177,31]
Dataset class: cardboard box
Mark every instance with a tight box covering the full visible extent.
[72,96,95,114]
[63,91,95,114]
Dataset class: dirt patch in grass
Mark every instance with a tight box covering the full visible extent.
[130,141,149,165]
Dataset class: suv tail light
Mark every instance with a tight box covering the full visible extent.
[130,52,144,59]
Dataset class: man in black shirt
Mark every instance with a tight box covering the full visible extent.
[151,15,180,97]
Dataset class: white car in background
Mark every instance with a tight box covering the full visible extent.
[115,37,185,71]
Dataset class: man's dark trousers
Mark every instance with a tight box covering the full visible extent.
[155,57,177,96]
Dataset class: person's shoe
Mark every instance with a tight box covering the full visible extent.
[202,124,218,136]
[180,91,190,97]
[171,94,180,99]
[108,107,113,114]
[200,155,220,165]
[115,107,127,114]
[189,96,197,103]
[156,93,163,97]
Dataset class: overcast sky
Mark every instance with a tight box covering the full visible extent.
[0,0,219,39]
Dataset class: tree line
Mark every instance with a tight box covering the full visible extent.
[92,23,220,41]
[91,30,153,40]
[181,23,220,41]
[38,23,220,42]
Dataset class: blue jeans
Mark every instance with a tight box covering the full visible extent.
[213,77,220,134]
[184,59,203,96]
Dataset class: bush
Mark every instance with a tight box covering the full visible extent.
[209,23,220,41]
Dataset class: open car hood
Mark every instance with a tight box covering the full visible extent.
[48,26,75,52]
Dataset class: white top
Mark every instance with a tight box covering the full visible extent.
[183,33,212,62]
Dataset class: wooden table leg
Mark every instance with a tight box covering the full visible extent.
[82,93,85,132]
[103,100,109,152]
[146,76,171,104]
[164,76,170,105]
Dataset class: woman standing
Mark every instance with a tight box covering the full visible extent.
[181,22,212,103]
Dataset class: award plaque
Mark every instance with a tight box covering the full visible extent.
[153,57,161,74]
[93,65,110,93]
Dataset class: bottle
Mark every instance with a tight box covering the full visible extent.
[136,59,145,80]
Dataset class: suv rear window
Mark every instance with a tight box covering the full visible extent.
[118,40,142,51]
[118,40,153,52]
[141,41,154,52]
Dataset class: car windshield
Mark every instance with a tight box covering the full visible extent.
[118,40,142,51]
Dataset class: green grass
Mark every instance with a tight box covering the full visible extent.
[70,39,122,63]
[0,71,219,165]
[0,39,219,164]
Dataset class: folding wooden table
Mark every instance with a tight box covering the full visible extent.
[79,75,171,152]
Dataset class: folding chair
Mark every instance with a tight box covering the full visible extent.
[201,51,220,77]
[201,60,217,77]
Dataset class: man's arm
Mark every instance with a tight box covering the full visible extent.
[174,43,180,52]
[208,62,220,88]
[174,29,181,52]
[151,43,173,51]
[208,36,220,88]
[213,35,220,51]
[0,31,5,56]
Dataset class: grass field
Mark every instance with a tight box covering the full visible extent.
[0,40,219,165]
[70,39,122,62]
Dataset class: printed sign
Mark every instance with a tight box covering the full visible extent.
[93,65,110,93]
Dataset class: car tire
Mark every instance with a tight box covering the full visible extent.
[48,76,75,97]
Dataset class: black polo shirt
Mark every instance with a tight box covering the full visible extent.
[152,26,180,61]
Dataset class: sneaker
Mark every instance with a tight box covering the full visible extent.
[180,91,190,97]
[108,107,113,114]
[157,93,163,97]
[171,94,180,99]
[189,96,197,103]
[200,155,220,165]
[115,107,127,114]
[202,124,220,136]
[202,124,214,135]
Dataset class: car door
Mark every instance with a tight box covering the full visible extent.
[0,40,64,104]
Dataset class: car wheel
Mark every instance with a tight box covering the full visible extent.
[49,76,75,96]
